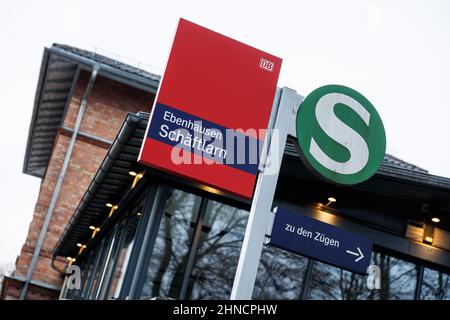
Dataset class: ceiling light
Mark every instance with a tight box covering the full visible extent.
[325,197,337,207]
[106,203,113,208]
[431,217,440,223]
[129,171,137,176]
[200,185,223,195]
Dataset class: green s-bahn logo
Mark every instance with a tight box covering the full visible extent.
[296,85,386,185]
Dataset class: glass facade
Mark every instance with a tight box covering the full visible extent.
[106,212,140,300]
[307,252,417,300]
[421,267,450,300]
[139,190,202,299]
[62,183,450,300]
[138,191,249,300]
[309,261,369,300]
[187,200,248,300]
[371,252,417,299]
[253,246,308,299]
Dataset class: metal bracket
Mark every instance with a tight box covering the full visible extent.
[264,207,277,245]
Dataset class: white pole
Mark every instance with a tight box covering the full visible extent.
[230,87,302,300]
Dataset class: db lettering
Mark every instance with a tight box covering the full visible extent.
[260,58,274,72]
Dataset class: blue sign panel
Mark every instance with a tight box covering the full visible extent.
[269,207,373,274]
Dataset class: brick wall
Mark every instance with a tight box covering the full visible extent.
[9,70,154,299]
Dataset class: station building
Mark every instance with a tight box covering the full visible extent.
[1,44,449,300]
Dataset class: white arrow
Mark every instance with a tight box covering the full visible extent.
[346,247,365,262]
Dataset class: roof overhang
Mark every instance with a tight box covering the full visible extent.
[23,44,160,178]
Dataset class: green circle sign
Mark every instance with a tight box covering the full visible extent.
[296,84,386,185]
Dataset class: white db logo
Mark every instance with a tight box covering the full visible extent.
[260,58,274,72]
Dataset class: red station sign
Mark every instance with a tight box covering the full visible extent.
[138,18,281,198]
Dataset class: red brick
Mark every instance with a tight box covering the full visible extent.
[8,70,154,299]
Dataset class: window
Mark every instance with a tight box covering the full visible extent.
[79,243,102,299]
[372,252,417,299]
[187,200,248,300]
[253,246,308,299]
[421,267,450,300]
[307,252,417,300]
[309,261,369,300]
[86,235,113,299]
[64,253,91,299]
[105,210,141,300]
[95,222,125,300]
[139,189,202,299]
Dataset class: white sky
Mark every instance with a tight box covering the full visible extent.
[0,0,449,266]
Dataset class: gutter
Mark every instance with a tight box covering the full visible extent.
[19,64,101,300]
[22,48,50,177]
[48,46,159,94]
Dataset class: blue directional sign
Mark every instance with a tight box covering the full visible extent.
[269,207,373,274]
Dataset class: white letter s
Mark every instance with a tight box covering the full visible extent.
[309,93,370,175]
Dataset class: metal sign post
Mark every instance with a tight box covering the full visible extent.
[230,87,302,300]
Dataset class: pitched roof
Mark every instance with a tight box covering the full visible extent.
[23,44,160,178]
[383,154,428,173]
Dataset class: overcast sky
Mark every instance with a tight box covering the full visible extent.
[0,0,449,266]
